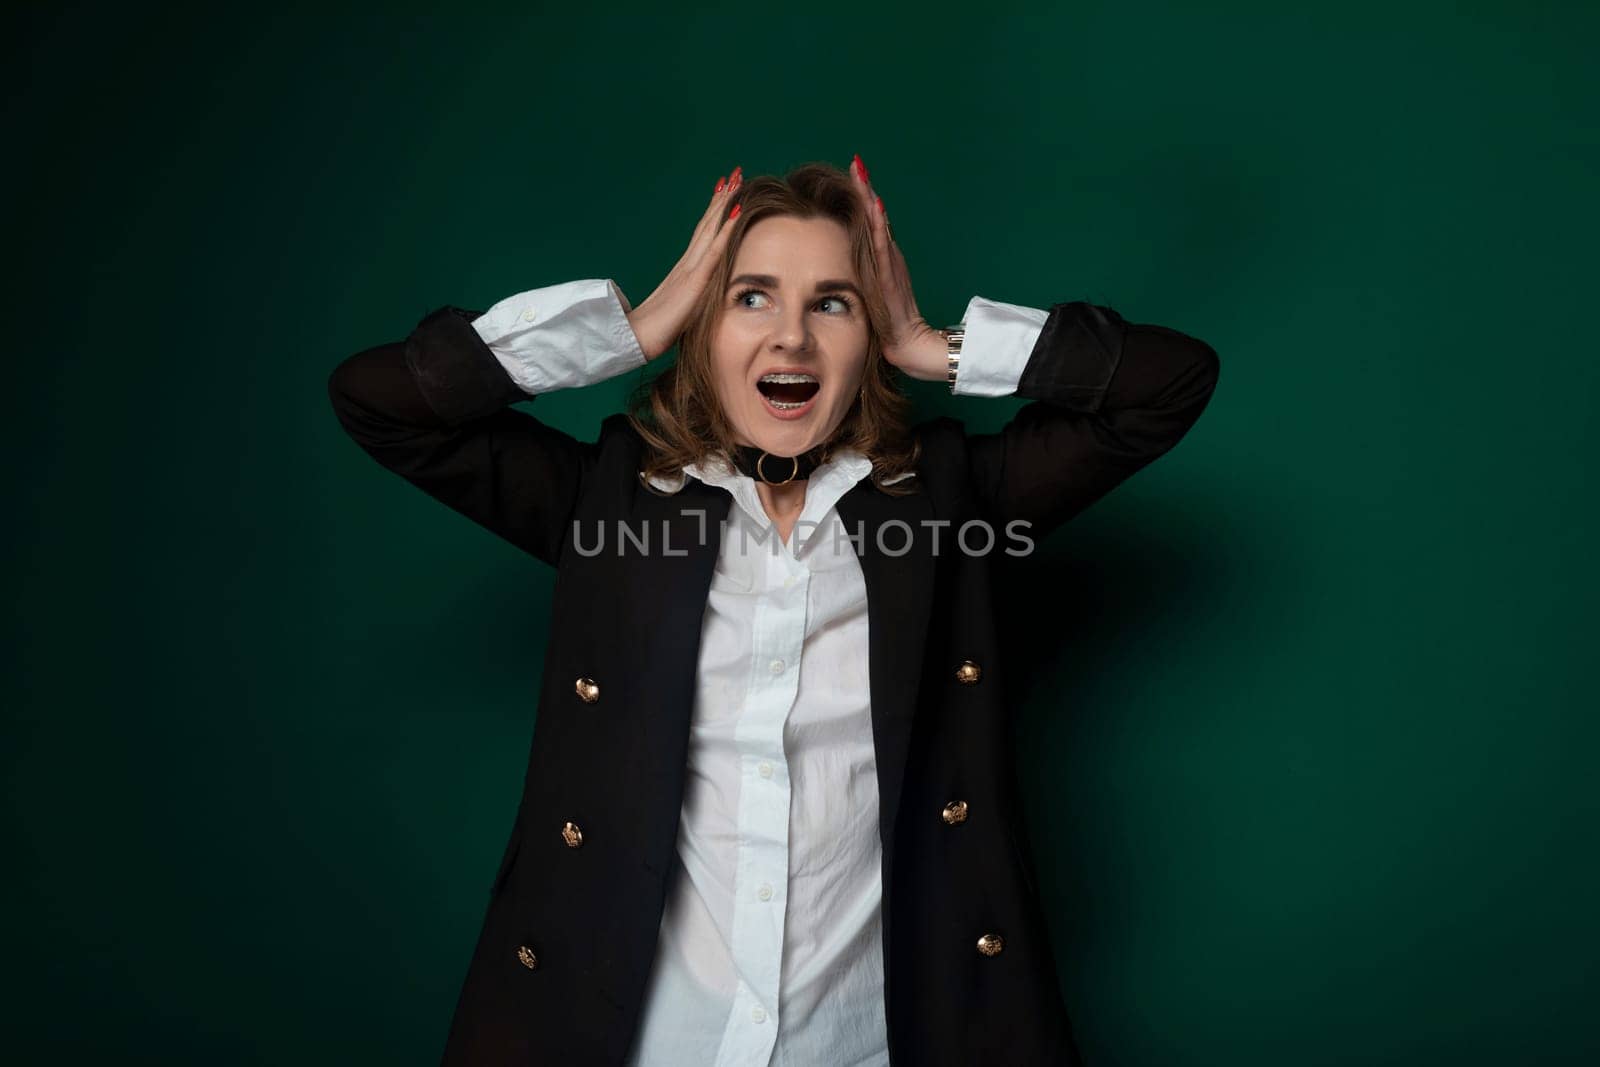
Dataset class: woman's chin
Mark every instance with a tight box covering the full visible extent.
[739,424,818,458]
[739,398,831,455]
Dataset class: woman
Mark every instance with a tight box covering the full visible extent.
[328,156,1220,1066]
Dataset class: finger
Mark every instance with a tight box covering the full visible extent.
[849,155,879,224]
[850,159,890,249]
[872,205,915,315]
[699,176,743,261]
[849,153,872,194]
[853,156,887,222]
[687,166,742,253]
[698,165,743,239]
[701,190,743,280]
[680,172,743,292]
[867,190,893,266]
[885,233,910,283]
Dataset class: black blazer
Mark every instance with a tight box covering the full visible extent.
[327,298,1220,1065]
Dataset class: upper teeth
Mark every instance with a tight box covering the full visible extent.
[760,373,817,384]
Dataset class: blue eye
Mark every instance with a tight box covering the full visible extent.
[732,287,855,314]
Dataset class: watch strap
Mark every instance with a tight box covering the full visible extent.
[943,326,965,392]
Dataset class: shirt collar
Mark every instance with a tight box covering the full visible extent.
[640,449,913,500]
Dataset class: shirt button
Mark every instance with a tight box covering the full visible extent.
[521,307,538,322]
[751,1006,767,1024]
[782,574,797,588]
[757,761,773,778]
[758,883,774,901]
[768,658,785,675]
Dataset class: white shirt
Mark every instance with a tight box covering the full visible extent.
[471,278,1046,1066]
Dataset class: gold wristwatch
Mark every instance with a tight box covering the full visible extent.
[942,326,965,393]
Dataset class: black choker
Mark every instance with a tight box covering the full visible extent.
[730,444,826,484]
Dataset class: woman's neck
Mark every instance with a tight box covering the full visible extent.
[754,479,807,543]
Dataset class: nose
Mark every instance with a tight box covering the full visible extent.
[768,299,813,354]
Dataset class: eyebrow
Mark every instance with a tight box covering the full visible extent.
[728,273,864,301]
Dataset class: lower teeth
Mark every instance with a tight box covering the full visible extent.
[769,398,808,410]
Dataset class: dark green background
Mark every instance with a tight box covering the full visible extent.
[7,3,1596,1063]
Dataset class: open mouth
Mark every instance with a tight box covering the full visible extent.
[756,372,821,411]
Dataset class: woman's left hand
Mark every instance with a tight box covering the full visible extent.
[850,153,950,382]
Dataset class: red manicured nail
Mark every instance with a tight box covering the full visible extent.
[857,154,871,183]
[715,176,726,194]
[876,195,884,214]
[729,203,741,220]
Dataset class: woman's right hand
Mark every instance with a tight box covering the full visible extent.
[624,166,744,361]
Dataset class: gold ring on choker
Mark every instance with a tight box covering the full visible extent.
[756,452,800,485]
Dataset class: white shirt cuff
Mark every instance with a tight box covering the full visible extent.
[470,278,647,395]
[950,295,1049,398]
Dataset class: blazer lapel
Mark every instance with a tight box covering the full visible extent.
[614,478,732,882]
[833,479,939,906]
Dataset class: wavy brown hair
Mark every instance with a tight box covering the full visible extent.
[626,161,921,495]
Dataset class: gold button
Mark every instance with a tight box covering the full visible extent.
[941,800,969,825]
[955,660,982,685]
[976,933,1004,957]
[561,821,584,848]
[575,677,600,703]
[516,945,539,969]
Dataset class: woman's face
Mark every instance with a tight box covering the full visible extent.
[709,215,870,459]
